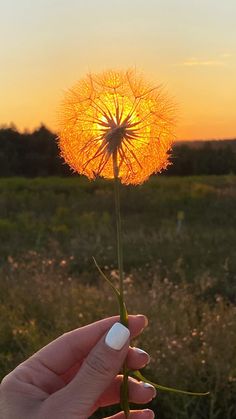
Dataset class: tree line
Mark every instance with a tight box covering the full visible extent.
[0,125,235,177]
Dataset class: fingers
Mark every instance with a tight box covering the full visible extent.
[106,409,154,419]
[44,322,131,417]
[60,346,150,387]
[97,375,156,407]
[126,347,150,370]
[32,314,147,376]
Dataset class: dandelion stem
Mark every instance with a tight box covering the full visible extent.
[113,153,124,302]
[113,151,129,417]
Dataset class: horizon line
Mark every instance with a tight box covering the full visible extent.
[1,122,235,143]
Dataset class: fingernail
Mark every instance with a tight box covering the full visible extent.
[143,382,157,398]
[137,314,148,328]
[143,316,148,327]
[142,409,155,418]
[133,347,149,356]
[105,322,130,350]
[133,347,151,364]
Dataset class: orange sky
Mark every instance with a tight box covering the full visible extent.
[0,0,235,140]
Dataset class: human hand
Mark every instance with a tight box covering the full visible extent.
[0,315,155,419]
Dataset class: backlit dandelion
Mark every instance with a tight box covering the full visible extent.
[58,69,175,184]
[57,69,208,417]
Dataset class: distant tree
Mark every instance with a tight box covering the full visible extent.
[166,141,236,176]
[0,125,235,176]
[0,125,72,177]
[167,145,194,175]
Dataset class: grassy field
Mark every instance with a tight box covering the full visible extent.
[0,175,236,418]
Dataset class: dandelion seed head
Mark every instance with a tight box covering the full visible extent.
[58,69,176,184]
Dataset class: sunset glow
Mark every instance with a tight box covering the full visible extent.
[58,69,174,184]
[0,0,235,140]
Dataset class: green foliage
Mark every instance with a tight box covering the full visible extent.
[0,176,236,418]
[0,175,235,299]
[0,218,16,240]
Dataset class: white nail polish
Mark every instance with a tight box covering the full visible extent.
[105,322,130,350]
[143,409,155,418]
[134,347,149,356]
[143,382,157,397]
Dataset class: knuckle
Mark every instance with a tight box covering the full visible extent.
[85,351,112,378]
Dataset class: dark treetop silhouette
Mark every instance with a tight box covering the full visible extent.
[0,125,235,177]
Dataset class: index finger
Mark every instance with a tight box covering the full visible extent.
[29,314,148,375]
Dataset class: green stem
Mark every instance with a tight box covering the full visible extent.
[113,152,129,417]
[113,156,124,306]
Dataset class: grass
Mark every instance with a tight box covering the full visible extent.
[0,175,236,418]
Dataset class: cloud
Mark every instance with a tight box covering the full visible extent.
[220,52,232,58]
[182,58,226,67]
[178,53,232,67]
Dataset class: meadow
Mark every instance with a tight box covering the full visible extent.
[0,175,236,418]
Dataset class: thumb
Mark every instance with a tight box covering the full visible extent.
[52,322,130,417]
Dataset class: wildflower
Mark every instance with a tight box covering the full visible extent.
[58,69,175,184]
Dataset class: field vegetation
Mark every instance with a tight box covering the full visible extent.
[0,175,236,418]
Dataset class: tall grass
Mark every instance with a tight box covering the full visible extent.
[0,175,236,417]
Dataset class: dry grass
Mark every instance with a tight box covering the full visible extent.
[0,175,236,418]
[0,253,235,419]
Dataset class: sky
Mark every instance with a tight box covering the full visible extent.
[0,0,235,140]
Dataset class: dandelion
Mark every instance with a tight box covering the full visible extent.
[58,69,175,185]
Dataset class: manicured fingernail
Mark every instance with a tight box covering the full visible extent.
[144,316,148,327]
[143,382,157,398]
[142,409,155,418]
[105,322,130,350]
[134,347,149,356]
[133,347,151,364]
[137,314,148,327]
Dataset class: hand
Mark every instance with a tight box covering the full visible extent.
[0,315,155,418]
